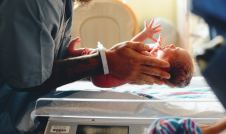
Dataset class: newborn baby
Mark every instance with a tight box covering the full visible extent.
[91,43,194,88]
[149,43,194,87]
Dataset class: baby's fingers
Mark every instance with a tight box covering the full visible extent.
[144,20,149,29]
[153,25,161,32]
[148,18,155,28]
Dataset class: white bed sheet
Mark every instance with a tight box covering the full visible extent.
[56,76,226,123]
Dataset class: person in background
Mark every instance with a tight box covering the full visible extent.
[69,19,194,88]
[191,0,226,109]
[0,0,171,133]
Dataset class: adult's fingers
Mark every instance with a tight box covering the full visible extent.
[141,66,170,79]
[141,74,164,85]
[149,45,159,54]
[141,51,151,56]
[130,74,164,85]
[142,56,170,68]
[128,42,150,52]
[129,81,151,85]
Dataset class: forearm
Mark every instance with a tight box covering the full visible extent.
[19,52,103,91]
[130,30,147,42]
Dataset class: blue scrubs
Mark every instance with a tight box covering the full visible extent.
[191,0,226,108]
[0,0,73,133]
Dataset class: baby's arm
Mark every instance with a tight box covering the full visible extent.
[131,19,161,42]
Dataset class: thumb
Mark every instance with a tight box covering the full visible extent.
[71,37,81,44]
[129,42,150,52]
[68,37,81,52]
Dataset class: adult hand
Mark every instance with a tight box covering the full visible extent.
[67,38,128,87]
[105,41,170,85]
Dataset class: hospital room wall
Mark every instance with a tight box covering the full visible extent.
[125,0,177,28]
[125,0,189,49]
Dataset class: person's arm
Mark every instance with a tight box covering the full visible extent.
[18,41,170,91]
[18,52,104,91]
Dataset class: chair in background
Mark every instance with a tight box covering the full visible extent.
[71,0,139,49]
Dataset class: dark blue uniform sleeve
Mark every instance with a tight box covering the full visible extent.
[203,45,226,108]
[0,0,64,88]
[191,0,226,108]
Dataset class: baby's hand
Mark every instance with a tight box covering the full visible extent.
[67,37,95,57]
[143,19,161,42]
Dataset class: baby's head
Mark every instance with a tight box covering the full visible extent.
[157,44,194,87]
